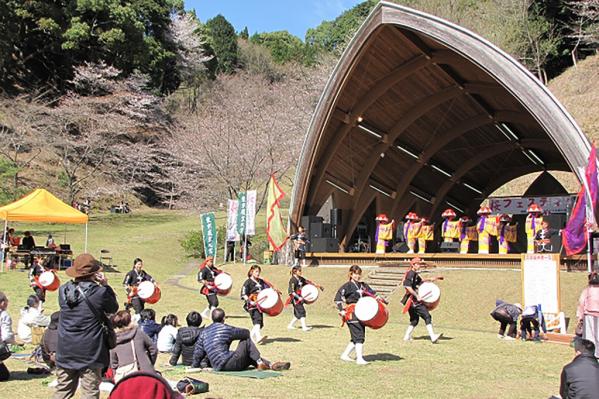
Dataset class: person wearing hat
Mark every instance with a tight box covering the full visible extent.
[401,257,444,343]
[404,212,420,254]
[375,214,394,255]
[526,203,543,254]
[54,253,119,399]
[417,218,434,254]
[197,257,221,319]
[497,214,517,255]
[458,216,474,254]
[490,300,522,340]
[476,206,496,254]
[441,209,459,243]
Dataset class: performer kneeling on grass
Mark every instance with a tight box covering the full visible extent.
[123,258,155,314]
[335,265,385,365]
[402,257,443,343]
[197,257,219,319]
[241,265,271,344]
[490,300,522,340]
[191,308,290,372]
[287,266,323,331]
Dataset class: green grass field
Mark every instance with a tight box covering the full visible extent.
[0,210,590,398]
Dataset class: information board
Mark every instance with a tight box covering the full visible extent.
[521,253,561,314]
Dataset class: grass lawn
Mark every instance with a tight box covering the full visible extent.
[0,210,590,398]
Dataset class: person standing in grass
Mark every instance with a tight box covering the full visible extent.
[335,265,384,365]
[576,271,599,357]
[123,258,155,314]
[240,265,271,344]
[197,257,220,319]
[490,300,522,340]
[287,266,323,331]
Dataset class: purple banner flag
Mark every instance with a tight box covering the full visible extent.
[563,145,598,255]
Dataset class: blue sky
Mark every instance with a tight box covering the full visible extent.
[185,0,364,40]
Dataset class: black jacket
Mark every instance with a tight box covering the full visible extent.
[56,280,119,369]
[169,326,204,366]
[560,353,599,399]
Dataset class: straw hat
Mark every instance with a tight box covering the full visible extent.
[499,214,511,222]
[441,208,456,219]
[375,213,389,223]
[477,206,492,215]
[527,203,542,214]
[405,212,419,221]
[66,253,103,278]
[459,216,471,223]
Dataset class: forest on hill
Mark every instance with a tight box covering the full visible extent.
[0,0,598,209]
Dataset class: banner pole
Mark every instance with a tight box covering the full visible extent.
[1,220,7,272]
[579,166,594,273]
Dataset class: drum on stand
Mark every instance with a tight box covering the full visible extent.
[417,282,441,311]
[138,281,161,304]
[300,284,319,304]
[257,288,283,317]
[214,273,233,296]
[354,296,389,329]
[38,271,60,291]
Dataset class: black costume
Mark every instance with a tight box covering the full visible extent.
[290,232,309,264]
[123,269,154,313]
[288,275,308,319]
[241,277,270,328]
[402,269,432,326]
[334,280,376,344]
[225,241,235,262]
[198,266,220,308]
[29,262,46,302]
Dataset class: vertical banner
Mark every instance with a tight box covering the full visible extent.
[200,212,217,259]
[237,192,247,236]
[227,199,239,241]
[246,190,257,236]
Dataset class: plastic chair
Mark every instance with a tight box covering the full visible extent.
[99,249,113,266]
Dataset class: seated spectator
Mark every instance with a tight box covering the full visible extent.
[520,305,545,342]
[490,300,522,340]
[0,291,16,381]
[559,338,599,399]
[46,234,57,250]
[156,314,178,353]
[17,295,50,343]
[191,308,290,372]
[169,311,206,367]
[110,310,158,380]
[139,309,161,344]
[41,311,60,369]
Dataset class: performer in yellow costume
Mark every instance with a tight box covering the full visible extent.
[375,214,394,254]
[525,203,543,254]
[403,212,420,254]
[441,208,459,243]
[497,214,518,254]
[458,216,474,254]
[476,206,496,254]
[417,218,434,254]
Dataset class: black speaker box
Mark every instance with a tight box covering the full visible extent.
[301,215,323,229]
[440,242,460,253]
[330,208,342,226]
[311,237,339,252]
[310,222,332,238]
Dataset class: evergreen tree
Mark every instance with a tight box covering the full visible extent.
[205,14,239,74]
[240,26,249,40]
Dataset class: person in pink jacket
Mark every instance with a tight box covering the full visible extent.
[576,271,599,357]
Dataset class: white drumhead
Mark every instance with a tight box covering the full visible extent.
[137,281,155,299]
[300,284,319,302]
[214,273,233,290]
[418,282,440,303]
[257,288,279,309]
[354,296,378,322]
[38,271,55,287]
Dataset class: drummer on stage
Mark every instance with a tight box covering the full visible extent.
[287,266,323,331]
[123,257,155,314]
[198,256,220,319]
[241,265,271,344]
[335,265,384,365]
[402,257,443,343]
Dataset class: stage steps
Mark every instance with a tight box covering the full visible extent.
[365,262,437,299]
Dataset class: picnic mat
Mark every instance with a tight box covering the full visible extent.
[209,370,282,379]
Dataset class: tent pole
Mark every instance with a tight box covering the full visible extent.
[1,220,7,272]
[84,223,88,253]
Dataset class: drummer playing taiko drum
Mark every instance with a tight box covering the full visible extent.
[335,265,387,365]
[197,256,229,320]
[286,265,324,331]
[241,265,276,344]
[123,258,156,314]
[401,257,443,343]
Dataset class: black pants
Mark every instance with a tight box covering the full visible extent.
[0,363,9,381]
[520,317,540,338]
[492,311,516,337]
[347,313,365,344]
[249,308,263,328]
[293,303,306,319]
[33,286,46,302]
[130,296,144,314]
[226,244,235,261]
[206,293,219,308]
[408,303,432,326]
[221,339,261,371]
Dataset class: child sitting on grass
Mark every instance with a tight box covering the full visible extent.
[157,314,178,353]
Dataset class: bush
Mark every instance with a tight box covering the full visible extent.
[180,225,228,258]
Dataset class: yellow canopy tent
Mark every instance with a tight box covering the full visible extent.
[0,189,89,271]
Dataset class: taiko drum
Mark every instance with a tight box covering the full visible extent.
[38,271,60,291]
[257,288,283,317]
[354,296,389,329]
[214,273,233,296]
[137,281,161,304]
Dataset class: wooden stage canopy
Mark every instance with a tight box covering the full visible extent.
[290,2,589,250]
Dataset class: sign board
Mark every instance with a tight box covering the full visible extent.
[489,195,575,215]
[521,253,561,314]
[200,212,217,258]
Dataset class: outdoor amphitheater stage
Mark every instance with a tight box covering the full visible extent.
[306,252,590,271]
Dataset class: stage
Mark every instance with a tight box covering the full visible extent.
[306,251,590,271]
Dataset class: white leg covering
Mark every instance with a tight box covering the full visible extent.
[340,342,354,361]
[404,325,415,341]
[355,343,368,365]
[251,324,262,342]
[426,323,442,343]
[300,317,312,331]
[288,317,298,329]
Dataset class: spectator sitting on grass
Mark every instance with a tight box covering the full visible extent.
[157,314,178,353]
[17,295,50,343]
[169,311,208,367]
[139,309,161,344]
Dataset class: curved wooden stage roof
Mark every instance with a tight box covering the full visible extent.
[290,2,588,247]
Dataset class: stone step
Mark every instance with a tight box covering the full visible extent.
[368,279,401,286]
[369,274,404,280]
